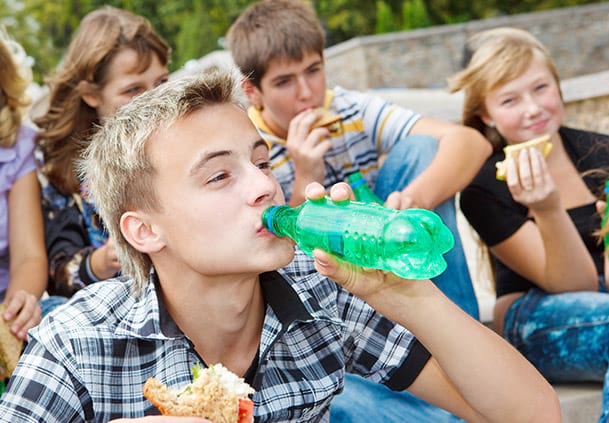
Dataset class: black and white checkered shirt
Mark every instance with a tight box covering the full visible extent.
[0,251,429,422]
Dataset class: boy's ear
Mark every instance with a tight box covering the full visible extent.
[241,80,263,109]
[120,211,165,254]
[78,80,101,109]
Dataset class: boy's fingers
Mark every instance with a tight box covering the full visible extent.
[304,182,326,200]
[329,182,353,202]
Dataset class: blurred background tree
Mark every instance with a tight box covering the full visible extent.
[0,0,604,83]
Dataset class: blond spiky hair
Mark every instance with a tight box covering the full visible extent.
[79,67,245,294]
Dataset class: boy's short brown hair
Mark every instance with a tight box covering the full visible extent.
[226,0,325,87]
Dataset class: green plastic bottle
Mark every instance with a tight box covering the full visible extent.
[602,181,609,249]
[346,171,383,205]
[262,197,454,279]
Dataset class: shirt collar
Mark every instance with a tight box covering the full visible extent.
[131,270,316,339]
[260,271,313,326]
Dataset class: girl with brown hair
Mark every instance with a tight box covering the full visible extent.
[35,6,171,297]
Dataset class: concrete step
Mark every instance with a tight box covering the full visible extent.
[555,383,603,423]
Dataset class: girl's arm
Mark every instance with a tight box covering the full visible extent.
[491,149,597,293]
[4,171,46,339]
[394,116,492,210]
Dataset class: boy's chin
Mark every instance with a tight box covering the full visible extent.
[264,242,295,270]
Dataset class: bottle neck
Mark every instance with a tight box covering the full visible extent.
[262,205,299,237]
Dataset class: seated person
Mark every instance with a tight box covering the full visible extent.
[34,6,170,297]
[0,68,559,422]
[226,0,491,320]
[450,27,609,422]
[226,1,491,419]
[0,29,66,349]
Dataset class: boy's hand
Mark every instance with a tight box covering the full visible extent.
[304,182,406,298]
[385,191,416,210]
[286,109,333,194]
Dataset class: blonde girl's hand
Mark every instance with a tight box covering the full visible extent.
[2,289,41,340]
[506,147,560,211]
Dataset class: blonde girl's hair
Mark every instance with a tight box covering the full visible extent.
[0,28,33,148]
[35,6,171,195]
[448,27,562,152]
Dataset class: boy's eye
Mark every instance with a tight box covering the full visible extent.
[207,172,229,184]
[257,161,271,170]
[125,86,143,96]
[155,78,169,88]
[535,83,548,92]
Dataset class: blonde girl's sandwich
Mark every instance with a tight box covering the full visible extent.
[143,363,255,423]
[495,134,552,181]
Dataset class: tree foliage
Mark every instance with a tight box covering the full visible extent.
[0,0,603,83]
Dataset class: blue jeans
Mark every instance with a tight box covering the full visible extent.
[331,135,474,422]
[40,295,68,318]
[374,134,478,319]
[504,287,609,423]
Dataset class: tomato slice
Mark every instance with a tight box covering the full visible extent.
[238,398,254,423]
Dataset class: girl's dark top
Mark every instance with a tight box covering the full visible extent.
[460,126,609,298]
[39,172,110,297]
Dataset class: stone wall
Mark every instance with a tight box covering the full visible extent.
[325,3,609,90]
[369,69,609,134]
[565,95,609,134]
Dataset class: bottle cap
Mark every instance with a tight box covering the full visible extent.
[264,206,281,236]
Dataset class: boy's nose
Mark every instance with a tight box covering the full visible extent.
[248,166,278,206]
[296,76,313,100]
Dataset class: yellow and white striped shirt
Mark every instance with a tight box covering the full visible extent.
[248,86,420,201]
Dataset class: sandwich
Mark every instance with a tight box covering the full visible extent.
[312,107,342,134]
[495,134,552,181]
[143,363,255,423]
[0,304,24,379]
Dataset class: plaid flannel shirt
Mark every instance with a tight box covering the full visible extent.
[0,251,429,422]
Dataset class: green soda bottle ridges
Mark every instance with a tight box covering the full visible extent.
[262,197,454,279]
[602,180,609,249]
[346,171,383,205]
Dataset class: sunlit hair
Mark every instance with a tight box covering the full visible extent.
[0,28,32,148]
[79,67,246,295]
[35,6,171,195]
[226,0,325,87]
[448,27,562,152]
